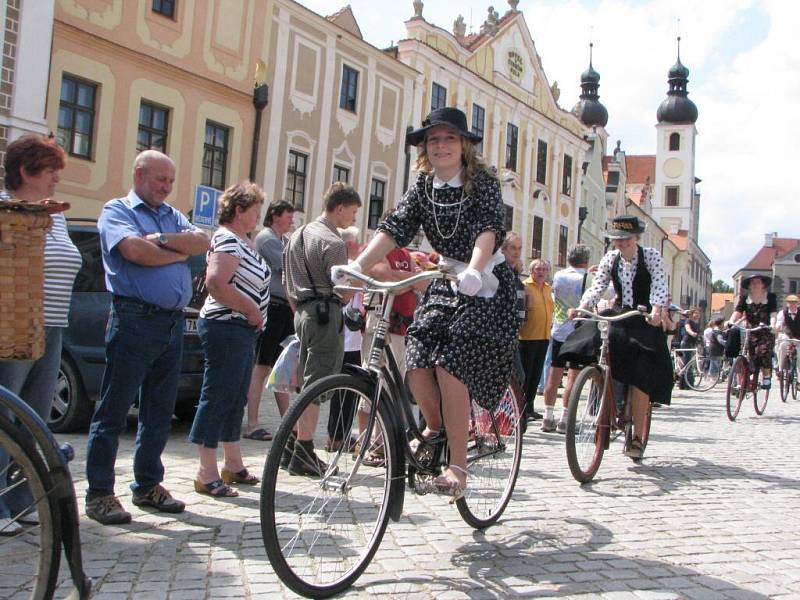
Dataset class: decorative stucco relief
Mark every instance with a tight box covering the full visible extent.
[58,0,122,29]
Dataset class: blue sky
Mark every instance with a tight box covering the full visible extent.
[297,0,798,282]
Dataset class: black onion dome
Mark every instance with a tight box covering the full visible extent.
[657,41,698,124]
[575,44,608,127]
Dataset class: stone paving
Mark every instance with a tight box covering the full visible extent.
[46,385,800,599]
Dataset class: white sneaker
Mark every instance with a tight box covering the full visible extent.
[556,420,567,434]
[0,517,23,536]
[17,509,38,525]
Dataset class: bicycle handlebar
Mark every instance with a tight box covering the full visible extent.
[572,306,648,323]
[732,323,772,333]
[778,337,800,345]
[333,264,456,295]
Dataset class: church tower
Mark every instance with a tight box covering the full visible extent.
[652,37,699,241]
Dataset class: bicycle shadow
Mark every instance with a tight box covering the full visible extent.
[356,517,767,599]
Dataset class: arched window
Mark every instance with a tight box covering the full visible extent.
[669,132,680,151]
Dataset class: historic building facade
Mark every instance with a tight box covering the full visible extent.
[48,0,271,216]
[396,2,591,268]
[0,0,55,181]
[733,234,800,305]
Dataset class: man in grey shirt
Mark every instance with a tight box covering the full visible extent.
[282,182,361,476]
[244,200,295,441]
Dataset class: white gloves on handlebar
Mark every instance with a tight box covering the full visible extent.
[457,266,483,297]
[331,261,361,286]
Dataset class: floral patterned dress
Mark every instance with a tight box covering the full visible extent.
[736,293,777,369]
[377,169,519,409]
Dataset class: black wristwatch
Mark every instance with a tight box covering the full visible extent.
[157,233,168,246]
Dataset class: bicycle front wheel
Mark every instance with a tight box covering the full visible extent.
[726,357,747,421]
[685,357,717,392]
[260,374,396,599]
[753,371,769,415]
[456,382,523,529]
[0,413,61,600]
[790,356,798,400]
[565,367,606,483]
[779,367,788,402]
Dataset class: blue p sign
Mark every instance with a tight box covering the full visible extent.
[193,185,220,228]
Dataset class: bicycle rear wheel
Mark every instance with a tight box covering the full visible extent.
[726,357,747,421]
[0,413,61,600]
[565,367,606,484]
[456,382,523,529]
[260,374,396,599]
[685,356,717,392]
[753,370,769,415]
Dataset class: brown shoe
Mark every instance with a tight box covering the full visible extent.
[86,495,132,525]
[288,440,338,477]
[221,467,259,485]
[132,484,185,514]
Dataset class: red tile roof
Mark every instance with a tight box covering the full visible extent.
[712,293,734,312]
[624,155,656,184]
[669,232,689,250]
[744,238,799,269]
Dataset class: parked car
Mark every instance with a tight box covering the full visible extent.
[48,219,207,433]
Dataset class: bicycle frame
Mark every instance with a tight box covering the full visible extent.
[0,385,91,599]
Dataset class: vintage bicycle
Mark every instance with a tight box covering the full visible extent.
[564,307,664,484]
[0,385,91,600]
[726,324,773,421]
[260,266,524,599]
[777,337,799,402]
[670,346,718,392]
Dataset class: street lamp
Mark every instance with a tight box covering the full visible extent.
[249,61,269,182]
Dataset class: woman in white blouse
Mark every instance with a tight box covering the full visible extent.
[571,215,672,459]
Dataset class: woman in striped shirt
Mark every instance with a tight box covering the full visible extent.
[189,182,270,498]
[0,135,81,535]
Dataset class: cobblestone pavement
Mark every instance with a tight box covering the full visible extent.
[45,385,800,599]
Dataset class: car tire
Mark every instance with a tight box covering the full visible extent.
[49,356,92,433]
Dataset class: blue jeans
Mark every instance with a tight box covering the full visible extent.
[189,318,256,448]
[85,298,184,498]
[0,326,63,518]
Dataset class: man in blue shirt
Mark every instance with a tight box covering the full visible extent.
[85,150,209,525]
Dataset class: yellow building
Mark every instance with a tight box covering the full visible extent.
[49,0,269,217]
[397,3,590,268]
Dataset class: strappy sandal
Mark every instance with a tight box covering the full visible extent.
[221,467,259,485]
[624,438,644,460]
[362,444,385,467]
[194,479,239,497]
[409,429,441,457]
[433,464,468,504]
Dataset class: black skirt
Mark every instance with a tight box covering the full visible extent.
[608,315,673,405]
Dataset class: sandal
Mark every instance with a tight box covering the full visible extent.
[433,464,468,503]
[625,438,644,459]
[242,428,272,441]
[194,479,239,497]
[362,445,385,468]
[409,428,441,457]
[221,467,259,485]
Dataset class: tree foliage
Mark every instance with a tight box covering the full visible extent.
[712,280,733,293]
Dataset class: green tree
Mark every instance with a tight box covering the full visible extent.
[712,280,733,293]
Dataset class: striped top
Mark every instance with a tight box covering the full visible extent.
[200,227,270,323]
[43,213,83,327]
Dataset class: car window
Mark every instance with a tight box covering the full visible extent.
[187,253,208,311]
[69,230,107,293]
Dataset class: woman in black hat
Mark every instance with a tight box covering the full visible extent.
[569,215,671,459]
[336,107,518,498]
[730,275,776,388]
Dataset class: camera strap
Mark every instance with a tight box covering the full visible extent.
[296,224,328,302]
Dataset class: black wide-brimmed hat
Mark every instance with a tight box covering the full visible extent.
[741,274,772,290]
[606,215,646,240]
[406,107,483,146]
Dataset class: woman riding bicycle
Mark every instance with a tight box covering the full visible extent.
[334,107,518,498]
[729,275,777,388]
[775,294,800,373]
[569,215,671,459]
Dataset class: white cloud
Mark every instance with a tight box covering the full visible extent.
[298,0,799,282]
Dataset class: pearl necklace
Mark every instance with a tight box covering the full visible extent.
[424,176,469,240]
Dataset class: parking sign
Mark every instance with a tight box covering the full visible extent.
[193,185,221,228]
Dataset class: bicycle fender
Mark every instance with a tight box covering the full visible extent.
[340,365,406,521]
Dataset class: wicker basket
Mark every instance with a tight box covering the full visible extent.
[0,202,51,360]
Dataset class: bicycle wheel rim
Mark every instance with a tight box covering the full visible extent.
[456,384,523,529]
[0,415,61,600]
[686,357,717,392]
[260,374,393,598]
[566,367,605,483]
[726,358,746,421]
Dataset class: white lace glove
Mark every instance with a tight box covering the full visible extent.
[457,266,483,296]
[331,261,361,286]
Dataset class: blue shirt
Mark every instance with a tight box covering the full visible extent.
[98,190,198,309]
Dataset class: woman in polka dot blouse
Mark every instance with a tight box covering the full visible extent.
[573,215,672,459]
[336,107,519,499]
